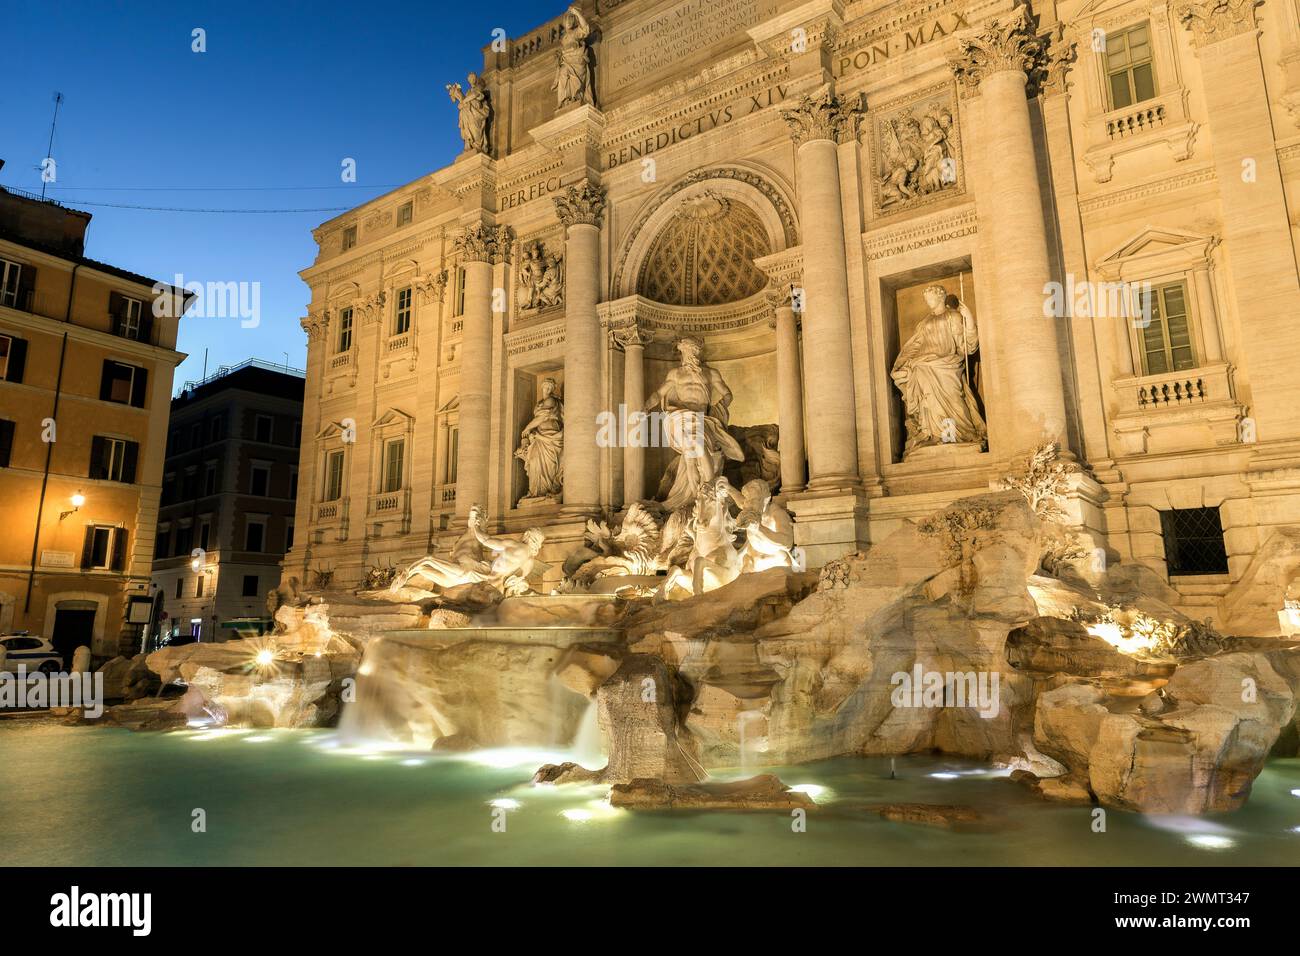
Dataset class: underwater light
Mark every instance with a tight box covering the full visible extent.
[1186,834,1235,849]
[244,735,272,743]
[561,808,594,822]
[788,784,827,798]
[401,758,426,767]
[1291,788,1300,798]
[490,798,522,810]
[929,772,960,780]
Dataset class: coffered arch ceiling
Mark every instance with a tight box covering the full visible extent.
[636,192,771,306]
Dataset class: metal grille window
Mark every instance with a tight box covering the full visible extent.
[1160,507,1229,576]
[1106,23,1157,110]
[1138,281,1195,375]
[394,287,412,335]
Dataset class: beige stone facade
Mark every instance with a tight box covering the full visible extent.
[289,0,1300,631]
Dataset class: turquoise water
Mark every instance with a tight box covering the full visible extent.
[1,721,1298,866]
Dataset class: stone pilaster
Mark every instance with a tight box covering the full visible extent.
[610,322,651,505]
[554,180,606,514]
[779,86,861,490]
[1176,0,1300,443]
[452,221,510,521]
[950,6,1071,459]
[766,284,807,493]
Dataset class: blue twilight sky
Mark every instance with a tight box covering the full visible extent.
[2,0,550,390]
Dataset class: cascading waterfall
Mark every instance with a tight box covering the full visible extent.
[570,698,604,769]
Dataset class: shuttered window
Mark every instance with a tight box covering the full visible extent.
[0,334,28,383]
[1138,281,1195,375]
[89,436,138,483]
[100,360,148,407]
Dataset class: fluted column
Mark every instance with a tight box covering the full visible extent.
[767,284,807,492]
[780,87,861,489]
[952,8,1070,456]
[611,323,650,504]
[554,181,606,514]
[451,222,508,520]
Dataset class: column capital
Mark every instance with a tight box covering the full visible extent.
[949,5,1052,96]
[414,269,450,303]
[764,281,801,313]
[554,180,607,228]
[454,222,513,263]
[301,311,328,341]
[1176,0,1261,48]
[609,321,652,351]
[1040,27,1076,98]
[779,85,865,146]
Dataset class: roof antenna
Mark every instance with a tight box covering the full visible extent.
[41,92,64,200]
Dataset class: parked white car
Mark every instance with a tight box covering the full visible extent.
[0,634,62,674]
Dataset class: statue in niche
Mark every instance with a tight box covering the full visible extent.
[517,241,564,311]
[447,73,491,154]
[891,285,986,458]
[391,506,545,597]
[878,105,957,209]
[516,377,564,502]
[553,5,595,109]
[644,336,745,513]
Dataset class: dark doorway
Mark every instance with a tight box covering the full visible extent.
[51,608,96,667]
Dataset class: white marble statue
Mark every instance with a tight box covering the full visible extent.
[516,377,564,502]
[553,6,595,109]
[661,478,742,600]
[890,285,986,457]
[725,478,798,574]
[391,507,544,596]
[518,241,563,311]
[645,336,744,512]
[447,73,491,154]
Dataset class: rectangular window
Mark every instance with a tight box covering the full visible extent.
[119,297,143,340]
[447,426,459,484]
[0,259,22,309]
[155,528,170,559]
[1161,507,1229,576]
[190,422,203,448]
[338,307,353,353]
[394,287,412,336]
[397,202,413,226]
[81,525,124,571]
[100,360,147,407]
[324,449,345,501]
[0,419,13,468]
[89,436,138,483]
[242,574,260,598]
[0,333,28,383]
[182,468,198,500]
[285,520,295,552]
[195,575,204,598]
[245,518,266,553]
[174,524,192,557]
[198,518,211,552]
[254,414,274,444]
[289,466,298,500]
[291,421,301,446]
[453,266,466,317]
[209,415,224,442]
[342,225,357,251]
[204,463,218,496]
[383,438,405,493]
[250,462,271,497]
[175,577,184,599]
[1106,23,1157,110]
[1138,281,1195,375]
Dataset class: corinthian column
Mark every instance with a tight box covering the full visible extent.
[554,180,606,514]
[1176,0,1300,442]
[452,222,508,520]
[767,284,807,492]
[780,87,861,489]
[951,8,1070,457]
[610,322,650,505]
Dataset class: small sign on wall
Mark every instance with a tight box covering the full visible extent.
[40,551,75,569]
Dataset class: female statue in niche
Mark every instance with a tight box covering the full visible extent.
[890,284,986,457]
[552,5,595,109]
[516,377,564,501]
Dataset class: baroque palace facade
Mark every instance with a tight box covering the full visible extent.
[289,0,1300,632]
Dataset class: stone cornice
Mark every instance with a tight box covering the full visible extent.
[863,205,978,260]
[1176,0,1262,47]
[554,180,607,227]
[1076,165,1218,216]
[780,84,866,145]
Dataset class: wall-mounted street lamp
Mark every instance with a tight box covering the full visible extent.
[58,491,86,521]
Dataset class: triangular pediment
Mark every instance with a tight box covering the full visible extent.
[1099,227,1214,265]
[372,407,414,428]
